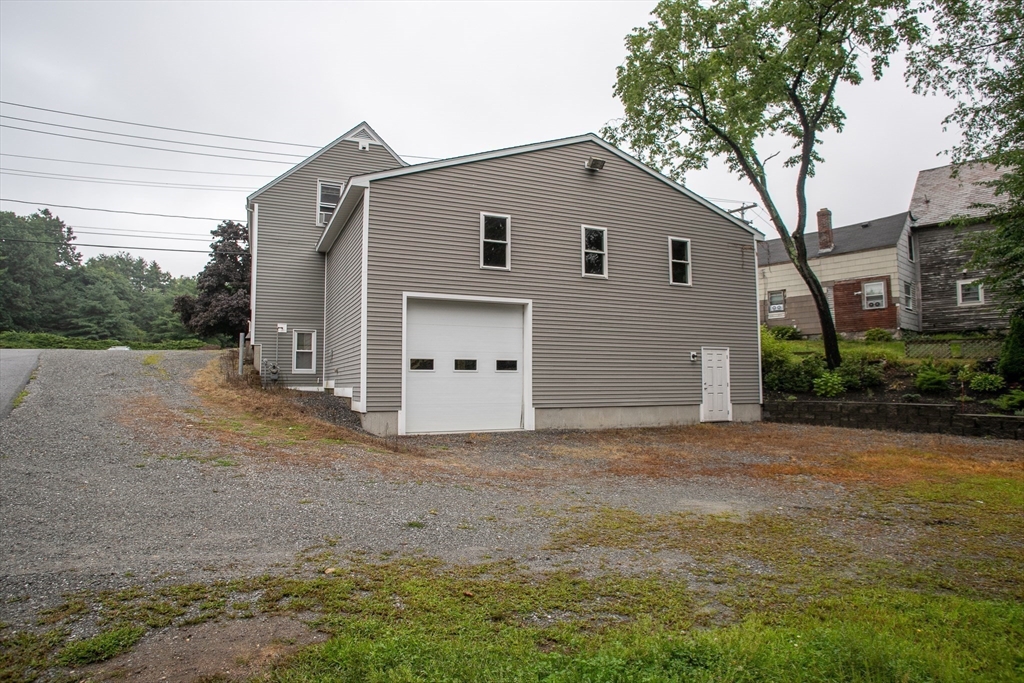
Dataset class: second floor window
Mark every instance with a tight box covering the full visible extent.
[317,181,342,226]
[582,226,608,277]
[480,213,510,270]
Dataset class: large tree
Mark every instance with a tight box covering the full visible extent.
[606,0,922,368]
[907,0,1023,317]
[174,220,250,340]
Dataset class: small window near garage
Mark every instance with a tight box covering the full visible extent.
[480,214,510,270]
[582,226,607,277]
[767,290,786,319]
[454,359,477,371]
[863,281,886,309]
[957,279,984,306]
[496,360,518,371]
[409,358,434,371]
[668,237,691,285]
[903,281,915,311]
[293,330,315,373]
[317,181,342,226]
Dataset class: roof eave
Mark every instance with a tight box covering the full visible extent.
[316,180,368,253]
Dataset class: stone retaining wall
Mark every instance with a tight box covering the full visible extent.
[763,399,1024,440]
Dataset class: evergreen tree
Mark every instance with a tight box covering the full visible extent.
[174,220,250,340]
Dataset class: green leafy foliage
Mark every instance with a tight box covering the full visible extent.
[813,370,846,397]
[985,389,1024,414]
[767,325,802,340]
[173,220,250,340]
[969,372,1006,393]
[836,357,885,390]
[915,363,952,393]
[998,315,1024,382]
[864,328,895,342]
[761,327,824,392]
[0,332,205,350]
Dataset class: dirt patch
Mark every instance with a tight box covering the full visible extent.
[83,616,326,681]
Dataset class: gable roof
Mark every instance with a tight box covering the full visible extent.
[246,122,406,204]
[317,133,764,252]
[756,211,908,266]
[908,162,1004,227]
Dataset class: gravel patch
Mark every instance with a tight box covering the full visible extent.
[0,350,862,629]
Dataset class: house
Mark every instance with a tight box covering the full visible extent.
[908,162,1007,333]
[247,123,765,435]
[756,210,914,336]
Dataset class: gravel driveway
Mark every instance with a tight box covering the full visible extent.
[0,350,836,620]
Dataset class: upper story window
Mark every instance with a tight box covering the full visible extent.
[863,281,886,309]
[317,180,343,226]
[480,213,511,270]
[668,237,691,285]
[908,235,916,262]
[957,279,984,306]
[582,226,607,278]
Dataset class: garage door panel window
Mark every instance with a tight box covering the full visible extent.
[410,358,434,371]
[454,359,478,371]
[496,360,518,371]
[293,330,315,373]
[582,226,607,278]
[480,214,510,270]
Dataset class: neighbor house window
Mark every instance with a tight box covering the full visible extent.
[293,330,315,373]
[908,235,916,262]
[582,226,607,277]
[317,181,342,226]
[957,279,984,306]
[480,213,510,270]
[767,290,786,319]
[668,237,691,285]
[903,281,915,311]
[863,281,886,309]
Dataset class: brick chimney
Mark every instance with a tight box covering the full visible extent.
[817,208,834,253]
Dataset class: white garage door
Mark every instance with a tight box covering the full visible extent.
[406,299,524,434]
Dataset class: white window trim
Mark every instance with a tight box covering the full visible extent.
[862,280,887,310]
[316,179,344,227]
[408,358,436,372]
[903,280,915,312]
[453,359,479,373]
[581,225,608,278]
[667,236,692,286]
[292,329,316,374]
[479,212,511,271]
[908,234,916,263]
[957,278,985,306]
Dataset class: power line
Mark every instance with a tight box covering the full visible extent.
[0,153,276,178]
[0,100,321,149]
[0,124,295,164]
[1,115,307,158]
[70,224,212,238]
[1,168,253,191]
[0,237,246,255]
[0,198,244,222]
[71,230,212,242]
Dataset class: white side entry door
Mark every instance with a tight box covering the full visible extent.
[701,347,732,422]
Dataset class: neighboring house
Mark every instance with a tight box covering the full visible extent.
[248,124,765,435]
[756,210,913,336]
[908,162,1007,333]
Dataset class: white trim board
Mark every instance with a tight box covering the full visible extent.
[247,122,406,204]
[398,292,535,436]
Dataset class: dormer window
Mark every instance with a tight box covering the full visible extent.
[317,180,343,226]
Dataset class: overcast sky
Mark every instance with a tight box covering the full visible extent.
[1,1,959,277]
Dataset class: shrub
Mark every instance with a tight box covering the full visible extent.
[761,327,825,392]
[901,393,922,402]
[985,389,1024,414]
[969,373,1006,393]
[813,371,846,397]
[998,315,1024,382]
[768,325,802,340]
[915,363,952,394]
[836,357,885,391]
[864,328,894,343]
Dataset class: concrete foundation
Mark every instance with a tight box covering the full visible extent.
[731,403,762,422]
[359,410,399,436]
[535,404,701,430]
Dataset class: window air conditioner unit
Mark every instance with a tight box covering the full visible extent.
[769,304,784,312]
[866,300,883,309]
[319,211,332,225]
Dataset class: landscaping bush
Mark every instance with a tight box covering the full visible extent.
[760,328,825,392]
[0,331,206,350]
[985,389,1024,414]
[969,373,1006,393]
[998,315,1024,382]
[813,371,846,397]
[767,325,802,340]
[836,357,885,391]
[864,328,894,343]
[914,363,952,394]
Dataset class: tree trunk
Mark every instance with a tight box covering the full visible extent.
[792,258,842,369]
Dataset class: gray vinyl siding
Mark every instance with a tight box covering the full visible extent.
[917,223,1008,333]
[363,140,760,413]
[250,140,399,386]
[323,199,363,401]
[895,223,921,331]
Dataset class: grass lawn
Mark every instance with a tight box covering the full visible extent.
[782,337,908,363]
